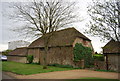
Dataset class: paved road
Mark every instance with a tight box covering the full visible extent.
[2,72,15,79]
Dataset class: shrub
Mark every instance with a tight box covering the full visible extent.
[73,43,93,67]
[27,55,34,64]
[48,64,73,68]
[95,69,116,72]
[93,54,104,61]
[31,62,40,65]
[2,50,13,55]
[57,64,73,68]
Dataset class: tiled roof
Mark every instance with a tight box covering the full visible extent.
[103,40,120,54]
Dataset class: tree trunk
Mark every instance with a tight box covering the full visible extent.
[39,48,41,64]
[43,36,49,69]
[43,45,48,69]
[42,33,53,69]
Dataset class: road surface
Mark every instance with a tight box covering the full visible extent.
[2,72,15,79]
[3,70,119,79]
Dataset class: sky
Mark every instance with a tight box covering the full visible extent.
[0,0,108,53]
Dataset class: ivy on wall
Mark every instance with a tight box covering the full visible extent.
[73,43,93,67]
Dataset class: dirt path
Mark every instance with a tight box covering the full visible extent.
[5,70,119,79]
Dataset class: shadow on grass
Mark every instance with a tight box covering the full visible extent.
[66,79,119,81]
[66,77,119,81]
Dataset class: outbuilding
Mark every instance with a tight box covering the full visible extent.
[103,40,120,72]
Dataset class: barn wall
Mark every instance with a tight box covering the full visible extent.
[73,37,93,49]
[107,54,120,72]
[7,56,27,63]
[28,48,40,63]
[27,45,94,67]
[27,46,75,66]
[47,46,74,66]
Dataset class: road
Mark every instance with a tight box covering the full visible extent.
[2,72,15,79]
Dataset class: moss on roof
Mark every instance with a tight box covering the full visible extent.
[103,40,120,54]
[8,47,28,56]
[29,27,91,47]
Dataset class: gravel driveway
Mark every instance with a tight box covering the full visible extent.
[4,69,119,79]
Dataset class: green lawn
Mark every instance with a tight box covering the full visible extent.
[2,61,74,75]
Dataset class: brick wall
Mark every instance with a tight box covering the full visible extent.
[73,37,93,49]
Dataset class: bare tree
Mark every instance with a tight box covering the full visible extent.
[86,0,120,41]
[9,0,79,69]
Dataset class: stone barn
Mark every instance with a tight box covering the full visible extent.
[103,40,120,72]
[27,27,94,67]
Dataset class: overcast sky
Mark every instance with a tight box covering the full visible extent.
[0,0,108,53]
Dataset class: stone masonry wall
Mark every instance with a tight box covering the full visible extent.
[7,56,27,63]
[107,54,120,72]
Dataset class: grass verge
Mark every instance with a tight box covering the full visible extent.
[2,61,74,75]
